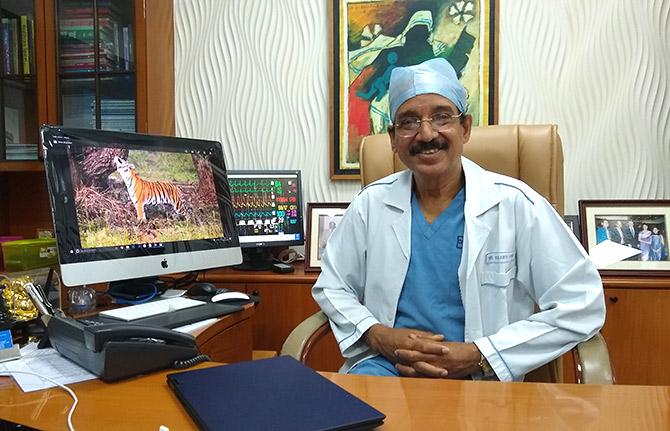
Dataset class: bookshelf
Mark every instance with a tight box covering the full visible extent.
[0,0,174,241]
[56,0,136,131]
[0,1,38,162]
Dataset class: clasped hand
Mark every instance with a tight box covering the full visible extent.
[365,324,480,378]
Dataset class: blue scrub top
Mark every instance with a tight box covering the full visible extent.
[349,187,465,376]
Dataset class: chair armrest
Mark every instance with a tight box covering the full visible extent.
[280,311,330,362]
[572,332,615,384]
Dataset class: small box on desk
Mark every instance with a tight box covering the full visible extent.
[2,238,58,272]
[0,236,23,270]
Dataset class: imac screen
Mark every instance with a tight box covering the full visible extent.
[227,171,304,270]
[41,126,242,286]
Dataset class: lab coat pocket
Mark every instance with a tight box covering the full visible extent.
[481,266,516,288]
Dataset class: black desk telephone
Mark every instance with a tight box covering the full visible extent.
[46,315,201,381]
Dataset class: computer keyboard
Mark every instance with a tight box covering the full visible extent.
[99,297,207,321]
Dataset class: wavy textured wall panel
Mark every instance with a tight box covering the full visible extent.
[174,0,361,207]
[175,0,670,215]
[499,0,670,213]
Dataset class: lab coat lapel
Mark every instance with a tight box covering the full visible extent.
[460,158,501,341]
[462,158,500,277]
[383,171,412,260]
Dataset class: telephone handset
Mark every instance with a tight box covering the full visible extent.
[83,322,196,352]
[47,315,201,381]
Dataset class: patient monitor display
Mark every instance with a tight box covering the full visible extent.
[41,126,242,286]
[227,171,304,270]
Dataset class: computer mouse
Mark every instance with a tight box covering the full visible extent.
[187,282,218,297]
[211,291,251,303]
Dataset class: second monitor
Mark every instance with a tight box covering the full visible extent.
[228,170,304,270]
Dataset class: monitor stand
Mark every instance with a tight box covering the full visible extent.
[234,248,274,271]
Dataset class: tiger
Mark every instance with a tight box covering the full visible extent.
[113,156,185,221]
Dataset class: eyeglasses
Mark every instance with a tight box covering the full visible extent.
[392,112,463,137]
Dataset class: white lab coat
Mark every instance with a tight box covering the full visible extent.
[312,158,605,381]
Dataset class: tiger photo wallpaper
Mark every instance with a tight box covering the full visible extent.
[70,146,225,249]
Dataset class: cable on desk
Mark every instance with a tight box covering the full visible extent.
[160,271,200,290]
[110,284,158,305]
[173,354,210,370]
[277,248,303,263]
[0,369,78,431]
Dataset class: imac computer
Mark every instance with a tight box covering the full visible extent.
[227,170,304,270]
[40,126,242,287]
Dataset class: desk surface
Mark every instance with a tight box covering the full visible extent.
[1,363,668,430]
[201,262,319,284]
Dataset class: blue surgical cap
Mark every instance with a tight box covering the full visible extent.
[388,57,467,121]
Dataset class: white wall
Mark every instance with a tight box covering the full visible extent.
[174,0,670,215]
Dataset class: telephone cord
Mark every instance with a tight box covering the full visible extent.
[173,354,211,369]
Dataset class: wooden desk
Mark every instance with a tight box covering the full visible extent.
[201,264,343,371]
[0,309,254,427]
[190,303,254,363]
[1,364,668,430]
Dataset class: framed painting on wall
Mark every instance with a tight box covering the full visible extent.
[578,200,670,276]
[329,0,498,179]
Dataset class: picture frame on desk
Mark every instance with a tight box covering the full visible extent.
[304,203,349,272]
[329,0,498,179]
[578,200,670,276]
[563,214,581,241]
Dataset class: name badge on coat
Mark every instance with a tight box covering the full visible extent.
[485,252,515,264]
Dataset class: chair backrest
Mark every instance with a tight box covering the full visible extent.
[359,124,565,215]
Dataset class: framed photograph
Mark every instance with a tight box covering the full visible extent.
[578,200,670,276]
[305,202,350,271]
[329,0,498,179]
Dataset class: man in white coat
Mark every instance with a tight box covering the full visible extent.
[312,58,605,381]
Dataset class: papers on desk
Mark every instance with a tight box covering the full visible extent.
[588,240,642,268]
[173,317,218,334]
[161,288,188,298]
[0,343,96,392]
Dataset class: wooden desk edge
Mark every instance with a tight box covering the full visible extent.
[188,302,254,341]
[201,263,319,284]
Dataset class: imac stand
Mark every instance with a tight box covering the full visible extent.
[234,248,274,271]
[107,277,163,302]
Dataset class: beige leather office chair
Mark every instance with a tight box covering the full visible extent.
[282,124,614,384]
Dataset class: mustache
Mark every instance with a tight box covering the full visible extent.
[409,139,449,156]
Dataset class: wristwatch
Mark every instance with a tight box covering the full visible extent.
[478,354,496,378]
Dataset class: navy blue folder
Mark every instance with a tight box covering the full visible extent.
[166,356,385,431]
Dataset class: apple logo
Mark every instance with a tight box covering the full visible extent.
[161,259,168,269]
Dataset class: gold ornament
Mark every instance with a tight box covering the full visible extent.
[0,276,39,322]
